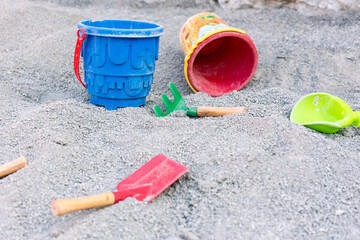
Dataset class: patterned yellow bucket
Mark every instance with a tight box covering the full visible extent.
[180,13,258,97]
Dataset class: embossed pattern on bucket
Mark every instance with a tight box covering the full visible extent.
[75,20,163,110]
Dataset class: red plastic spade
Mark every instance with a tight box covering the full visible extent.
[51,154,189,216]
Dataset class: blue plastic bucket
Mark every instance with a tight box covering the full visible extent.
[74,20,163,110]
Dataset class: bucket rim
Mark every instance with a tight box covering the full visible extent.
[184,28,258,97]
[78,19,164,38]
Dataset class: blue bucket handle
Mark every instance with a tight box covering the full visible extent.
[74,29,86,88]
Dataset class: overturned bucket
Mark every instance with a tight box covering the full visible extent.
[74,20,163,110]
[180,13,258,97]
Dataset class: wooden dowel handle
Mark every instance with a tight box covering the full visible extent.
[51,192,115,216]
[0,156,27,178]
[196,107,247,117]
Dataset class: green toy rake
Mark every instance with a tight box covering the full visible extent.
[154,83,247,117]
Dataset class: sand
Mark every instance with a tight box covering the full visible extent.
[1,0,360,239]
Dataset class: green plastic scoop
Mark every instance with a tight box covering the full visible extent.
[290,93,360,133]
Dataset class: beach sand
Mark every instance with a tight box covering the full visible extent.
[1,1,359,239]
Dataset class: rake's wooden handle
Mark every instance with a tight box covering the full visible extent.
[190,107,247,117]
[51,192,115,216]
[0,156,27,178]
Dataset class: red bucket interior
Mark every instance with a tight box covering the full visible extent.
[187,32,258,97]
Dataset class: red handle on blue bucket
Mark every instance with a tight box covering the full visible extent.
[74,29,86,88]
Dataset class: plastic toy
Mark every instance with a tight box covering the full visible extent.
[180,12,258,97]
[290,93,360,133]
[153,83,247,117]
[51,154,189,216]
[74,20,163,110]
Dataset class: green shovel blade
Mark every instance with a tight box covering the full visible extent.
[290,93,360,133]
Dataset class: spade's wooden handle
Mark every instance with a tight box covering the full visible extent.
[51,192,115,216]
[0,156,27,178]
[196,107,247,117]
